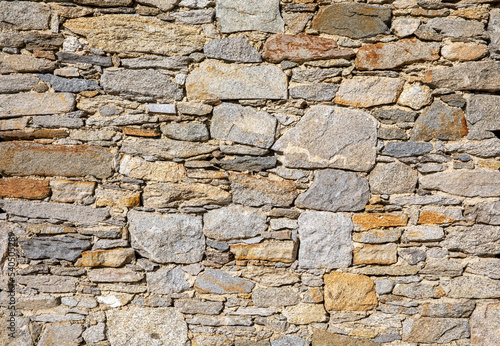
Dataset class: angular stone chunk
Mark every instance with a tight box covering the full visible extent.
[0,1,50,30]
[143,182,231,208]
[381,141,433,158]
[106,307,187,346]
[353,243,397,265]
[353,228,402,244]
[172,9,214,24]
[38,74,100,93]
[393,283,444,299]
[214,156,276,172]
[216,0,284,34]
[335,76,404,107]
[467,94,500,132]
[0,92,74,118]
[0,75,39,93]
[442,225,500,255]
[356,39,439,70]
[313,331,377,346]
[121,139,216,160]
[1,200,109,225]
[467,258,500,279]
[204,36,262,63]
[50,179,96,203]
[64,15,205,56]
[187,60,287,100]
[136,0,177,11]
[0,178,50,200]
[20,237,91,262]
[146,267,190,295]
[119,155,186,182]
[95,188,141,208]
[174,300,224,315]
[57,52,113,66]
[128,210,205,264]
[296,169,369,212]
[283,303,328,325]
[312,3,391,39]
[420,171,500,197]
[121,56,191,70]
[204,204,266,240]
[252,287,300,308]
[324,272,377,311]
[424,62,500,91]
[230,241,297,263]
[404,225,445,242]
[0,142,113,178]
[88,268,144,283]
[289,84,338,102]
[411,100,468,141]
[471,303,500,345]
[468,201,500,225]
[369,162,417,195]
[273,106,377,171]
[195,269,255,294]
[101,69,183,101]
[445,139,500,158]
[79,248,135,267]
[16,275,77,293]
[298,211,353,269]
[0,53,56,74]
[447,276,500,299]
[38,324,83,346]
[426,17,485,39]
[229,173,297,207]
[420,301,476,318]
[262,34,354,63]
[211,103,277,149]
[403,318,470,343]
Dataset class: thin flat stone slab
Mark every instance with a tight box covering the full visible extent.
[1,200,109,225]
[466,201,500,225]
[195,269,255,294]
[442,225,500,255]
[0,1,50,30]
[0,142,113,178]
[211,103,277,149]
[470,303,500,345]
[335,76,404,107]
[423,61,500,91]
[143,182,231,208]
[121,138,217,160]
[425,17,485,39]
[186,60,287,100]
[106,307,188,346]
[356,39,439,70]
[20,237,91,262]
[312,3,391,39]
[419,171,500,197]
[402,317,470,343]
[0,92,74,118]
[57,52,113,67]
[121,56,191,69]
[272,105,377,171]
[216,0,284,34]
[88,268,144,283]
[296,169,369,212]
[204,36,262,63]
[146,267,190,295]
[0,75,39,93]
[64,15,205,56]
[230,241,297,263]
[16,275,77,293]
[128,210,205,264]
[262,34,354,63]
[298,211,353,269]
[38,74,100,93]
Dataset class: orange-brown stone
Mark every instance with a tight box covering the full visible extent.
[0,129,68,141]
[95,188,141,208]
[122,126,160,137]
[0,178,50,200]
[353,213,408,230]
[324,272,378,311]
[230,241,297,263]
[78,248,135,267]
[441,42,488,61]
[262,34,355,63]
[418,210,455,224]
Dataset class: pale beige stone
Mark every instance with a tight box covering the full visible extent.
[398,83,433,110]
[95,188,141,208]
[50,179,96,203]
[230,241,297,263]
[282,303,328,324]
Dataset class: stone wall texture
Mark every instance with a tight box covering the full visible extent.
[0,0,500,345]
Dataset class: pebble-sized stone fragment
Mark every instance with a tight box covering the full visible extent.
[195,269,255,294]
[397,83,433,110]
[204,36,262,63]
[78,248,135,267]
[324,272,378,311]
[335,76,404,108]
[231,241,297,263]
[298,211,353,269]
[369,162,417,195]
[20,237,91,262]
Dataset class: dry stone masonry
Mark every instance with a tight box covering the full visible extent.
[0,0,499,345]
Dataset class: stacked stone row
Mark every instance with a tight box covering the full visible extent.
[0,0,499,345]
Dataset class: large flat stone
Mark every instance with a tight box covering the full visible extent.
[335,76,404,107]
[424,62,500,91]
[252,287,300,308]
[119,155,186,182]
[203,204,267,240]
[20,237,91,262]
[38,324,83,346]
[263,34,354,63]
[0,92,74,118]
[146,267,190,295]
[289,83,338,102]
[298,211,353,269]
[282,303,328,325]
[312,3,391,39]
[121,56,191,69]
[442,225,500,255]
[88,268,144,283]
[16,275,77,293]
[128,210,205,264]
[121,138,217,160]
[356,39,439,70]
[444,139,500,158]
[211,103,277,149]
[369,162,417,195]
[425,17,485,39]
[57,52,113,66]
[0,75,39,93]
[0,1,50,30]
[467,201,500,225]
[272,106,377,171]
[186,60,287,100]
[204,36,261,63]
[1,200,109,225]
[0,142,113,178]
[324,272,377,311]
[403,317,470,343]
[106,307,188,346]
[419,171,500,197]
[467,258,500,279]
[143,182,231,208]
[216,0,284,33]
[447,276,500,299]
[101,69,183,101]
[195,269,255,294]
[470,303,500,345]
[296,169,369,212]
[64,15,205,56]
[381,141,433,158]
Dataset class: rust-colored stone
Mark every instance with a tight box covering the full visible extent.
[33,50,56,60]
[230,241,297,263]
[78,248,135,268]
[441,42,488,61]
[353,213,408,230]
[418,210,455,224]
[262,34,355,63]
[0,178,50,200]
[0,129,68,141]
[122,126,160,137]
[95,188,141,208]
[324,272,378,311]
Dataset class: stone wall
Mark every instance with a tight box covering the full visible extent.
[1,0,499,345]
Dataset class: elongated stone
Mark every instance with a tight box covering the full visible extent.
[0,75,39,93]
[38,74,100,93]
[146,267,190,295]
[426,17,485,39]
[79,248,135,267]
[204,36,262,63]
[143,182,231,208]
[335,76,404,107]
[64,15,205,56]
[470,303,500,345]
[88,268,144,283]
[447,276,500,299]
[442,225,500,256]
[57,52,113,66]
[0,178,50,200]
[0,93,74,118]
[424,62,500,91]
[0,52,56,74]
[121,139,217,160]
[420,171,500,197]
[186,60,287,100]
[121,56,191,69]
[230,241,297,263]
[353,213,408,230]
[272,106,377,171]
[369,162,417,195]
[195,269,254,294]
[403,318,470,343]
[20,237,91,262]
[119,155,186,182]
[50,179,96,203]
[16,275,77,293]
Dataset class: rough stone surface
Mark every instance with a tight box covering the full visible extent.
[230,241,297,263]
[466,94,500,132]
[442,42,488,61]
[0,92,74,118]
[381,141,433,157]
[470,303,500,345]
[174,300,224,315]
[50,179,96,203]
[0,1,50,30]
[0,178,50,200]
[0,75,39,93]
[121,138,216,160]
[195,269,254,294]
[39,74,99,93]
[369,162,417,195]
[447,276,500,299]
[353,243,398,265]
[119,155,186,182]
[296,169,369,212]
[128,210,205,264]
[425,17,485,39]
[216,0,284,34]
[324,272,378,311]
[335,76,404,108]
[312,3,391,39]
[273,106,377,171]
[252,287,300,308]
[203,205,266,240]
[313,331,377,346]
[79,248,135,267]
[186,60,288,100]
[20,237,91,262]
[16,275,77,293]
[211,103,277,149]
[161,122,209,142]
[424,62,500,91]
[204,36,261,63]
[420,171,500,197]
[38,324,83,346]
[353,213,408,230]
[143,182,231,208]
[289,84,338,102]
[298,211,353,269]
[403,317,470,343]
[106,307,188,346]
[146,267,190,295]
[442,225,500,255]
[397,83,433,110]
[282,303,328,324]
